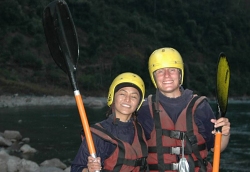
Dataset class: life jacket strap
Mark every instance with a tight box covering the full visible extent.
[148,158,208,171]
[148,143,206,155]
[162,129,185,140]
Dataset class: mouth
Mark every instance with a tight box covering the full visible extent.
[121,103,131,108]
[163,80,173,84]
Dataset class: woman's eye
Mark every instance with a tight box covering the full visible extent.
[132,95,139,99]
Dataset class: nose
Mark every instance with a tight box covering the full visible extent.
[164,69,170,77]
[124,95,131,102]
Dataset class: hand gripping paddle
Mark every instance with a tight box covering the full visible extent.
[212,52,230,172]
[42,0,98,162]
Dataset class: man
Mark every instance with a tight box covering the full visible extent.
[137,47,230,172]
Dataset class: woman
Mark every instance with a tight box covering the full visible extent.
[71,72,148,172]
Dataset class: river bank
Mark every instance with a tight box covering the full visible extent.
[0,95,107,108]
[1,94,250,109]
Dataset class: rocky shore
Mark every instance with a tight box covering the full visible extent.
[0,95,107,108]
[1,94,250,109]
[0,95,107,171]
[0,130,71,172]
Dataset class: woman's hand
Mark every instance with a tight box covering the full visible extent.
[87,156,102,172]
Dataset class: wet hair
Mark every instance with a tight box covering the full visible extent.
[105,107,137,121]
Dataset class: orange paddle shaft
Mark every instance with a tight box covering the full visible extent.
[74,90,97,157]
[212,131,222,172]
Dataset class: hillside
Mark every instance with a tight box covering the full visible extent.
[1,0,250,98]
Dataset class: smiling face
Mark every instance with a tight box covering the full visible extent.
[154,67,181,98]
[113,86,140,122]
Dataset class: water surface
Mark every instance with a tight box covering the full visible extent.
[0,102,249,171]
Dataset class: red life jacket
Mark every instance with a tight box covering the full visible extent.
[147,95,212,172]
[90,121,148,172]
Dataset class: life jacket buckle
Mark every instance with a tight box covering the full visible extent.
[172,163,179,171]
[188,135,198,145]
[135,157,147,170]
[171,147,181,155]
[170,130,185,140]
[134,158,142,166]
[203,158,208,166]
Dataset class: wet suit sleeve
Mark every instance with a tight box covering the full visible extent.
[70,133,115,172]
[137,100,154,140]
[194,100,215,151]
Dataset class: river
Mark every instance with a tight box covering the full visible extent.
[0,101,249,171]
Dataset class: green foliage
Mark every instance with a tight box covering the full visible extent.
[78,74,98,91]
[13,51,43,69]
[112,55,144,75]
[0,50,11,64]
[0,68,18,81]
[0,0,250,98]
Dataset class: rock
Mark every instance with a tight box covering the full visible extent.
[0,162,7,172]
[3,130,22,141]
[0,136,12,146]
[22,137,30,143]
[88,99,105,108]
[0,95,108,108]
[7,141,22,154]
[20,144,37,153]
[18,159,40,172]
[0,150,9,172]
[0,129,72,172]
[7,155,21,172]
[64,166,71,172]
[40,158,67,169]
[40,166,64,172]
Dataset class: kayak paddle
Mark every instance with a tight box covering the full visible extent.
[42,0,98,161]
[212,52,230,172]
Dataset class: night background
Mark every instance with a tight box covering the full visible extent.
[1,0,250,99]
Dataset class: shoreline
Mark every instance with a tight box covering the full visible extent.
[1,95,250,108]
[0,95,107,108]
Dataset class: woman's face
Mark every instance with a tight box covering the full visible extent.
[114,86,140,121]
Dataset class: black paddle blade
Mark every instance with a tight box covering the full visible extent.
[42,0,79,74]
[216,52,230,118]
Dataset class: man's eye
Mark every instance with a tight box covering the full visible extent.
[169,68,177,72]
[156,70,163,74]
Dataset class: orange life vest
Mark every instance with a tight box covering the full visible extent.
[147,95,212,172]
[90,121,148,172]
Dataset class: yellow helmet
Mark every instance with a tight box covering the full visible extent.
[107,72,145,110]
[148,47,184,88]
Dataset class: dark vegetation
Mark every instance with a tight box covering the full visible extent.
[1,0,250,98]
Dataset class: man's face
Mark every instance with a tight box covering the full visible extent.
[154,67,181,97]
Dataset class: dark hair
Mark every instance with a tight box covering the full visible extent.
[105,107,137,121]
